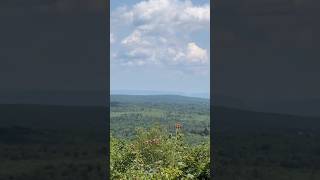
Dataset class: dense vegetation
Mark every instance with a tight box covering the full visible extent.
[111,127,210,179]
[110,95,211,179]
[2,95,320,179]
[111,95,210,144]
[111,95,320,179]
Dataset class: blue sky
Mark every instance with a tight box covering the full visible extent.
[111,0,210,95]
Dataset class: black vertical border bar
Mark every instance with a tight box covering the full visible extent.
[106,0,110,179]
[210,0,215,178]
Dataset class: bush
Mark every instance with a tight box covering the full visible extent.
[110,126,210,179]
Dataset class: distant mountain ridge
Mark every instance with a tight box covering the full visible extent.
[111,94,209,104]
[2,91,319,117]
[111,89,209,99]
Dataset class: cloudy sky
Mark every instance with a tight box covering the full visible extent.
[110,0,210,94]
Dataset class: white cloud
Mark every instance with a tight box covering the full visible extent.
[184,5,210,22]
[186,42,208,64]
[117,0,209,34]
[111,0,210,73]
[121,30,151,47]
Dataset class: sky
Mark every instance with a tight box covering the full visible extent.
[110,0,210,95]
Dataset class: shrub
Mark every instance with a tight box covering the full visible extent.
[110,126,210,179]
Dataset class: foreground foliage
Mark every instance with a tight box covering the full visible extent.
[110,127,210,179]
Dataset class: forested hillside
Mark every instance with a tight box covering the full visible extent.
[110,95,211,179]
[110,95,210,144]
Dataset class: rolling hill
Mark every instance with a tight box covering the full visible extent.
[111,94,209,104]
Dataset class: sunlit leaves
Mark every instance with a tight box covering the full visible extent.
[110,126,210,179]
